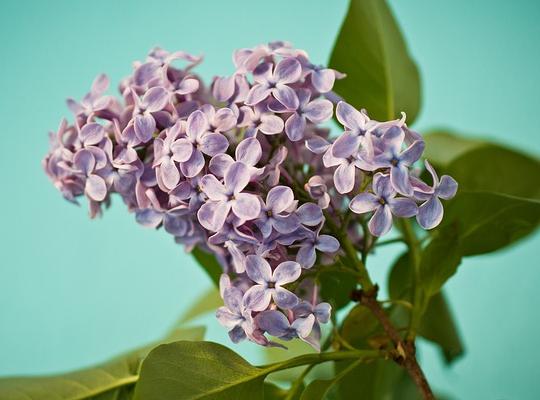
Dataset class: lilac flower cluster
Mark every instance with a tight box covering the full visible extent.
[43,42,457,350]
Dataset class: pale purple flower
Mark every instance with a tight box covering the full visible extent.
[293,300,332,325]
[370,126,425,196]
[335,101,370,137]
[168,110,229,178]
[209,137,263,179]
[296,226,339,268]
[238,105,284,137]
[200,104,237,135]
[132,87,170,143]
[197,161,261,231]
[243,256,301,311]
[213,74,250,104]
[304,175,331,209]
[256,310,315,347]
[296,203,324,227]
[245,58,302,109]
[270,89,333,141]
[413,160,458,229]
[323,140,360,194]
[256,186,299,238]
[67,74,114,119]
[217,286,254,343]
[349,173,418,237]
[72,148,109,202]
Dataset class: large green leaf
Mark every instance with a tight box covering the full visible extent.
[329,0,421,123]
[318,269,358,310]
[419,292,464,363]
[134,341,269,400]
[423,131,540,199]
[437,191,540,256]
[191,246,223,286]
[0,327,206,400]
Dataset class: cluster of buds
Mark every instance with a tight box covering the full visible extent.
[43,42,457,350]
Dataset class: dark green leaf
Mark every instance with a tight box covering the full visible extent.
[134,341,268,400]
[422,131,485,167]
[340,304,380,348]
[419,292,464,363]
[263,338,315,384]
[191,246,223,286]
[336,359,419,400]
[263,382,290,399]
[318,269,357,310]
[437,191,540,256]
[300,378,339,400]
[388,254,464,364]
[418,233,462,298]
[423,131,540,199]
[329,0,421,123]
[0,327,206,400]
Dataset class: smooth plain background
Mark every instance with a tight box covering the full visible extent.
[1,0,539,398]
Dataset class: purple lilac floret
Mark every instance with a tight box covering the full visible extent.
[43,42,457,351]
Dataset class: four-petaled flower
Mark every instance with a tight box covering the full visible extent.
[243,256,301,311]
[216,286,254,343]
[350,173,418,237]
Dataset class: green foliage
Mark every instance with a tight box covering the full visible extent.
[0,327,205,400]
[133,341,269,400]
[329,0,421,123]
[388,253,464,364]
[300,378,340,400]
[191,246,223,286]
[318,269,358,310]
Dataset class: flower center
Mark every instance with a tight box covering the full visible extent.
[267,281,276,289]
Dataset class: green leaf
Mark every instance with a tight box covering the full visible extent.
[336,360,419,400]
[191,246,223,286]
[388,254,464,364]
[329,0,421,123]
[340,304,380,348]
[318,269,357,310]
[263,338,316,384]
[300,379,338,400]
[177,287,222,324]
[437,191,540,256]
[134,341,268,400]
[423,131,540,199]
[263,382,290,400]
[422,131,485,167]
[418,233,462,298]
[0,327,206,400]
[419,292,464,363]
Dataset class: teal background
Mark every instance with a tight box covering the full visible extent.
[1,0,539,398]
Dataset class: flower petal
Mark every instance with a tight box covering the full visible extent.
[349,193,379,214]
[259,114,284,135]
[390,164,413,196]
[245,84,271,106]
[296,244,316,268]
[235,137,262,166]
[267,186,294,214]
[232,193,261,220]
[200,174,228,201]
[273,288,299,309]
[209,153,234,178]
[134,114,155,143]
[311,69,335,93]
[336,101,365,131]
[332,132,361,159]
[437,175,458,200]
[200,133,229,156]
[86,174,107,201]
[368,205,393,237]
[79,123,105,145]
[273,261,301,285]
[256,310,290,337]
[225,161,250,194]
[245,255,273,284]
[388,197,418,218]
[273,85,299,110]
[417,196,444,230]
[274,58,302,84]
[334,162,355,194]
[243,285,272,312]
[197,200,230,231]
[296,203,323,226]
[284,113,306,142]
[400,140,425,166]
[142,86,169,112]
[291,314,315,339]
[170,139,194,162]
[303,99,333,123]
[180,149,205,178]
[223,286,244,313]
[316,235,340,252]
[186,110,208,139]
[160,158,180,190]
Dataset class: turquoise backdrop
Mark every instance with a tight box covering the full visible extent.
[1,0,539,398]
